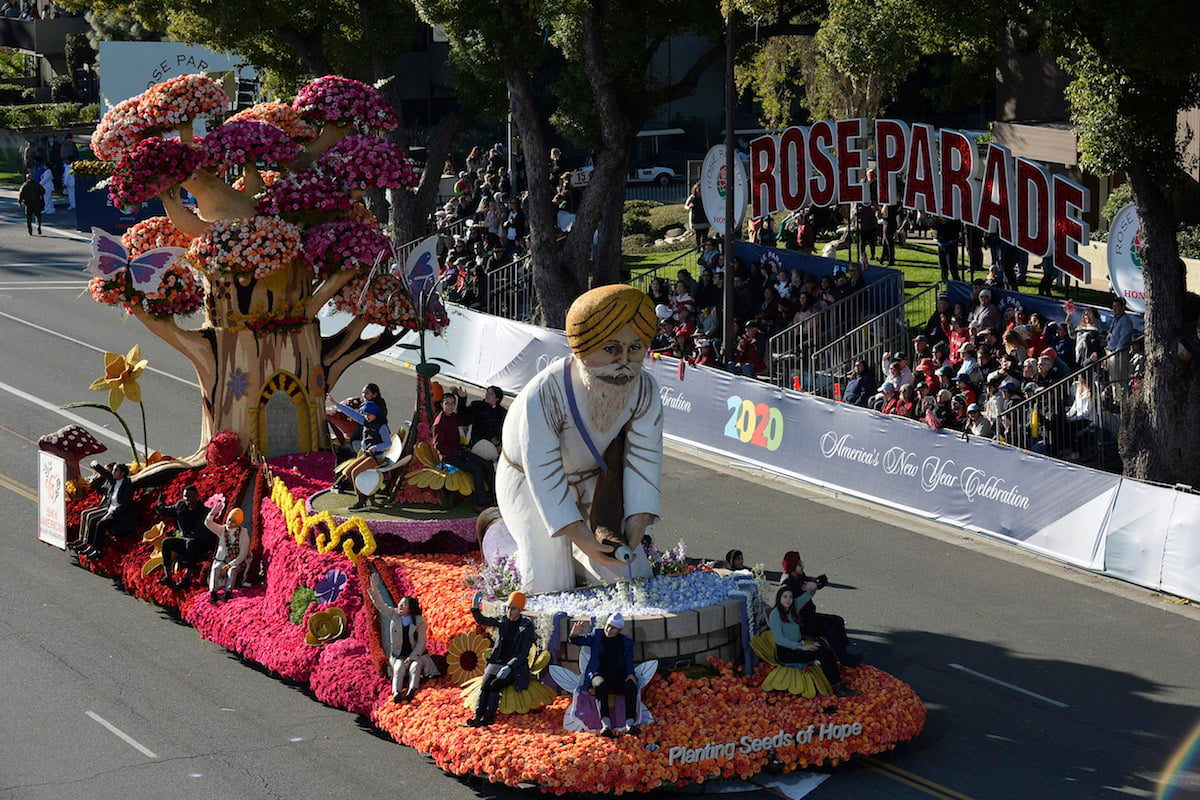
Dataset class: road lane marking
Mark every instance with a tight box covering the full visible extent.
[0,379,143,448]
[0,472,36,502]
[85,711,159,759]
[0,311,199,388]
[949,663,1068,708]
[863,757,975,799]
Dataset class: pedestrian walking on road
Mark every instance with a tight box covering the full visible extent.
[18,171,44,235]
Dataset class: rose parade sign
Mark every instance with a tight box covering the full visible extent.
[748,119,1092,283]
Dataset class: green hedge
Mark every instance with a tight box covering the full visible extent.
[0,84,25,104]
[0,102,98,129]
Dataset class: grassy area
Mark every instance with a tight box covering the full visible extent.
[1,144,21,184]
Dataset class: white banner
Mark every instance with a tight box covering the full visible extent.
[1158,491,1200,598]
[374,303,1200,602]
[37,452,67,550]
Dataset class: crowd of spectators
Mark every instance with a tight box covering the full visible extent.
[644,249,873,377]
[436,142,530,311]
[840,279,1138,454]
[1,0,74,18]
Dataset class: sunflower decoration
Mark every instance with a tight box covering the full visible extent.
[406,441,475,496]
[444,630,491,686]
[460,646,556,715]
[751,631,834,697]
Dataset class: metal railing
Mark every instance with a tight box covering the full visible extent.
[802,282,945,398]
[626,248,698,294]
[484,252,535,322]
[995,346,1133,471]
[767,270,905,389]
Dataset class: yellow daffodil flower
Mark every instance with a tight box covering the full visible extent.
[88,345,148,411]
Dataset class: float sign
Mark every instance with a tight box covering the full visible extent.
[38,451,67,550]
[1107,203,1146,313]
[700,145,748,235]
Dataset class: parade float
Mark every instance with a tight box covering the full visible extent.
[39,74,925,794]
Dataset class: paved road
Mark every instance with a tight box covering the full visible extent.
[2,190,1199,800]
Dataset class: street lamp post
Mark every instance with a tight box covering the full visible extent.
[721,10,737,362]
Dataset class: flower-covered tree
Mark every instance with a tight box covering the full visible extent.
[87,74,432,472]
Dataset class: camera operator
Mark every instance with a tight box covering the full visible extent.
[779,551,863,666]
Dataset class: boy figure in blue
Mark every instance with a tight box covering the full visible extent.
[570,613,640,737]
[332,399,392,511]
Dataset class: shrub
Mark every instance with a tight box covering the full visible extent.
[0,83,24,104]
[624,199,659,215]
[623,210,652,236]
[1179,225,1200,260]
[21,87,37,102]
[1101,184,1133,224]
[50,75,76,103]
[0,102,95,129]
[65,34,96,75]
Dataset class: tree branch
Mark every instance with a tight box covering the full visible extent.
[127,306,211,375]
[324,328,403,390]
[307,269,360,318]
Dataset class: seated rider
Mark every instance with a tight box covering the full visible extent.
[332,398,392,511]
[780,551,862,666]
[74,461,136,559]
[205,503,250,603]
[156,485,214,588]
[769,585,856,697]
[434,389,496,511]
[464,591,534,728]
[460,384,506,461]
[569,613,641,737]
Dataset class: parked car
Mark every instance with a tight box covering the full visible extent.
[569,164,677,188]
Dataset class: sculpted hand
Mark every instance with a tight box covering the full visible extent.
[554,521,628,568]
[623,513,655,552]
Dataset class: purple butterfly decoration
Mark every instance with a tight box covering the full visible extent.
[86,227,185,296]
[405,249,438,297]
[314,568,347,605]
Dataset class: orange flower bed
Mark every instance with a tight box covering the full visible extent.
[344,550,926,794]
[372,657,924,794]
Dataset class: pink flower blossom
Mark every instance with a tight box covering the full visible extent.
[293,76,398,133]
[318,134,417,190]
[109,138,203,212]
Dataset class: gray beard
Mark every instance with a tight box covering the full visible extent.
[579,365,638,432]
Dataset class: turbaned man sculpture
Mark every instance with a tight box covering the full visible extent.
[495,285,663,593]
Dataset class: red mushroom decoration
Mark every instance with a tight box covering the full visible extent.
[38,425,108,481]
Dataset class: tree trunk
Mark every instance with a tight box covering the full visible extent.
[1117,165,1200,486]
[508,70,585,328]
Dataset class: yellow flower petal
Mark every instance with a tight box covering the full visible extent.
[108,385,125,411]
[123,378,143,405]
[88,376,113,392]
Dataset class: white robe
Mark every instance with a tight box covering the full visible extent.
[497,356,663,594]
